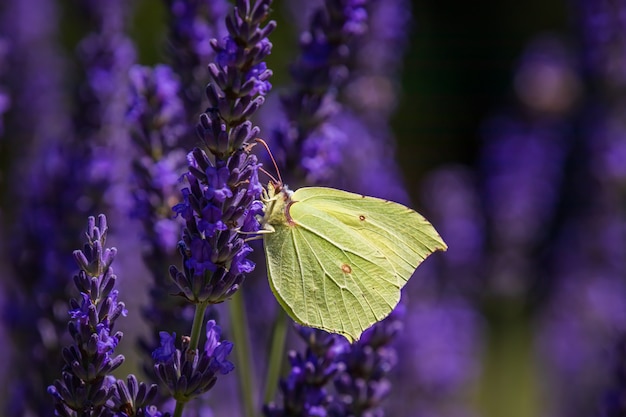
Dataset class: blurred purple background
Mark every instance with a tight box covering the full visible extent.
[1,0,626,416]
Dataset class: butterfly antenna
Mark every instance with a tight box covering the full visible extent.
[255,137,283,186]
[259,166,279,184]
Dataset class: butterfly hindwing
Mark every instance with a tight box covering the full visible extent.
[263,196,400,342]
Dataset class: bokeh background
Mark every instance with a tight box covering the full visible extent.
[1,0,624,416]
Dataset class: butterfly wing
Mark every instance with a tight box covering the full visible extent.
[264,199,399,342]
[292,187,447,285]
[263,186,446,342]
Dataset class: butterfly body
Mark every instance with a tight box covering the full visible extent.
[262,183,446,342]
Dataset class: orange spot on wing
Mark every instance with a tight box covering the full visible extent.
[341,264,352,274]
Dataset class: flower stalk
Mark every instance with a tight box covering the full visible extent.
[160,0,276,414]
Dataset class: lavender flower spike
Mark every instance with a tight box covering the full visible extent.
[169,0,275,304]
[165,0,230,117]
[275,0,368,183]
[127,64,193,364]
[0,38,9,136]
[332,303,406,417]
[264,326,349,417]
[47,215,161,417]
[153,320,234,403]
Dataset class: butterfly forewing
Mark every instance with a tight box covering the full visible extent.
[291,187,447,284]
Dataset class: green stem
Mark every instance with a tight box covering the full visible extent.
[229,290,257,417]
[263,307,289,406]
[173,301,208,417]
[189,301,209,350]
[173,401,185,417]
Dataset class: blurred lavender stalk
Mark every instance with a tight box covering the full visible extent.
[419,37,582,417]
[127,63,191,378]
[0,0,82,414]
[264,326,349,417]
[73,0,136,214]
[270,0,368,185]
[334,0,413,202]
[164,0,229,120]
[549,1,626,416]
[537,96,626,414]
[398,167,486,416]
[0,0,136,414]
[0,37,9,137]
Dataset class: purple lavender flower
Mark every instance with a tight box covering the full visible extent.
[168,0,275,304]
[0,0,94,415]
[165,0,230,117]
[575,0,626,88]
[48,215,161,417]
[171,148,263,303]
[331,303,405,417]
[576,1,626,409]
[264,326,349,417]
[127,64,196,369]
[341,0,411,124]
[153,320,234,402]
[407,37,582,417]
[110,375,165,417]
[264,311,409,417]
[537,206,626,417]
[600,337,626,417]
[0,38,9,136]
[73,0,136,214]
[273,0,369,184]
[515,11,626,414]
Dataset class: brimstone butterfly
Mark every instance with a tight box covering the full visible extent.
[261,180,447,342]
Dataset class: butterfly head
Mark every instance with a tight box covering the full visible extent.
[264,180,292,201]
[261,180,295,229]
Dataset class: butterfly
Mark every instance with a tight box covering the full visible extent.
[261,180,447,342]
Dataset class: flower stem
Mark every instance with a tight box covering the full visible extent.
[173,401,185,417]
[189,301,209,350]
[228,290,257,417]
[263,307,288,406]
